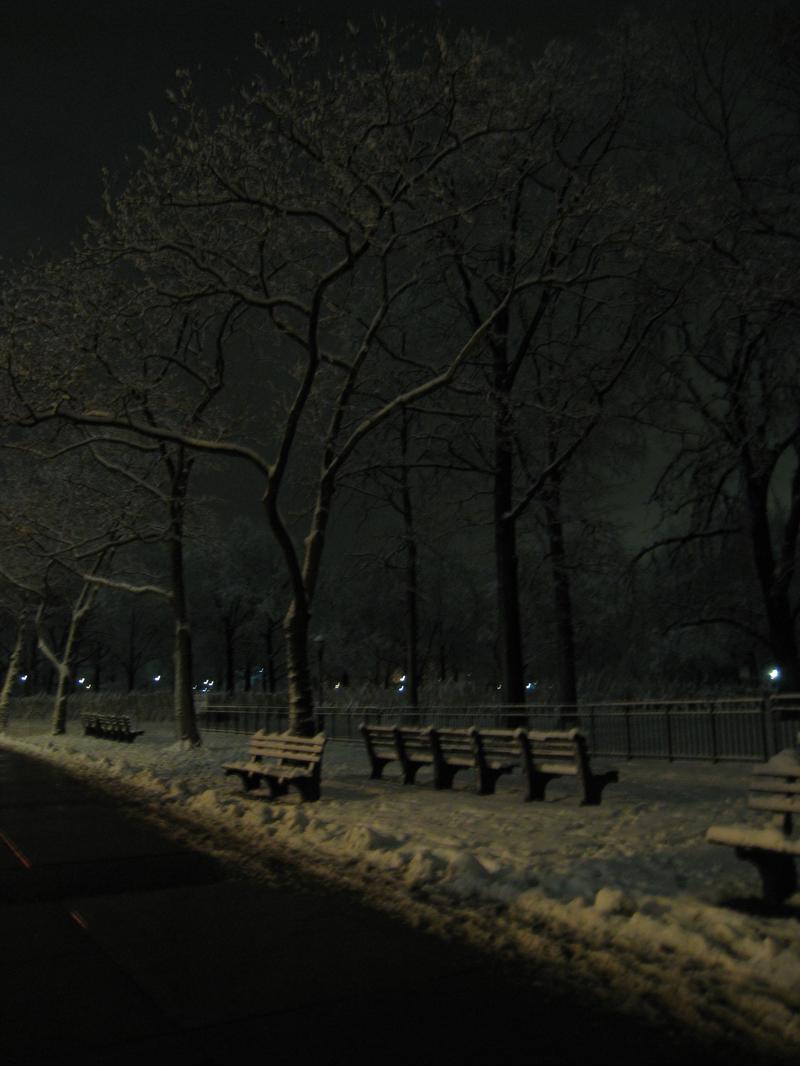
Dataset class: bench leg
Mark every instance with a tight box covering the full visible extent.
[476,765,512,796]
[296,777,321,802]
[522,770,553,802]
[736,847,798,906]
[368,757,391,780]
[398,760,421,785]
[265,777,289,799]
[434,764,459,790]
[580,770,620,806]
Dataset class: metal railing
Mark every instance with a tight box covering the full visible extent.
[195,693,800,763]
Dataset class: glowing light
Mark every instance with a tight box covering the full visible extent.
[19,673,28,682]
[768,667,781,681]
[153,674,161,683]
[77,677,86,686]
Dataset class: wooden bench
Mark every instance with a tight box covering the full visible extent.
[80,711,144,743]
[222,730,326,802]
[706,748,800,905]
[515,728,618,806]
[359,722,617,803]
[360,723,510,791]
[359,723,433,785]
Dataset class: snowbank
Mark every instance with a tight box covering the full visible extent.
[2,723,799,1056]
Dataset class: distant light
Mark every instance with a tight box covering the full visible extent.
[257,667,264,673]
[399,674,407,682]
[496,683,502,691]
[768,667,781,681]
[19,673,28,682]
[398,685,405,693]
[85,683,92,690]
[334,681,341,690]
[153,674,161,683]
[77,677,86,686]
[525,682,534,691]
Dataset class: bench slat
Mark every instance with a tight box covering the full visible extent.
[748,779,800,795]
[748,795,800,815]
[706,825,800,855]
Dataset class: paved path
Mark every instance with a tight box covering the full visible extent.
[0,746,792,1065]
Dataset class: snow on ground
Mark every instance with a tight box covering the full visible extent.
[2,718,799,1057]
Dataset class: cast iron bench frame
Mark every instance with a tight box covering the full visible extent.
[706,749,800,905]
[223,730,326,802]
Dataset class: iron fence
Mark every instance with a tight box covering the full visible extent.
[195,693,800,763]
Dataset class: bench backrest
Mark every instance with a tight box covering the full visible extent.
[394,725,432,757]
[429,727,473,760]
[248,731,326,766]
[749,752,800,832]
[360,723,399,750]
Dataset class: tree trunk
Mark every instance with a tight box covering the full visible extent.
[168,456,201,746]
[494,424,526,719]
[48,623,79,735]
[543,466,579,726]
[125,609,138,692]
[265,622,276,695]
[0,617,24,732]
[92,642,103,692]
[400,410,420,714]
[283,597,316,736]
[746,472,800,691]
[224,618,235,694]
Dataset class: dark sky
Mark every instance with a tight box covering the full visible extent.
[3,0,645,263]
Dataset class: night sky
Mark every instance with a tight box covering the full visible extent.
[4,0,643,263]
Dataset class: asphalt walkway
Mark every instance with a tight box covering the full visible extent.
[0,746,793,1066]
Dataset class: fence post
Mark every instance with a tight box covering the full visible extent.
[759,697,770,760]
[624,705,632,760]
[664,705,673,761]
[709,703,717,763]
[589,704,597,755]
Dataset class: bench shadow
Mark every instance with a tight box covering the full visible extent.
[715,894,800,920]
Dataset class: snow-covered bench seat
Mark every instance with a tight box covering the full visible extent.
[223,730,326,802]
[79,710,144,743]
[706,749,800,905]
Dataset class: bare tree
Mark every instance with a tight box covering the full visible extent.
[3,27,605,734]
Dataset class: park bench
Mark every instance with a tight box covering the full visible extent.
[79,710,144,743]
[360,722,505,790]
[359,722,617,803]
[222,730,326,802]
[359,723,434,785]
[706,748,800,905]
[514,727,618,805]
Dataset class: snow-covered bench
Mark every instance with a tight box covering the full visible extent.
[514,728,618,806]
[359,724,492,789]
[80,711,144,743]
[706,749,800,905]
[359,722,618,803]
[223,730,326,802]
